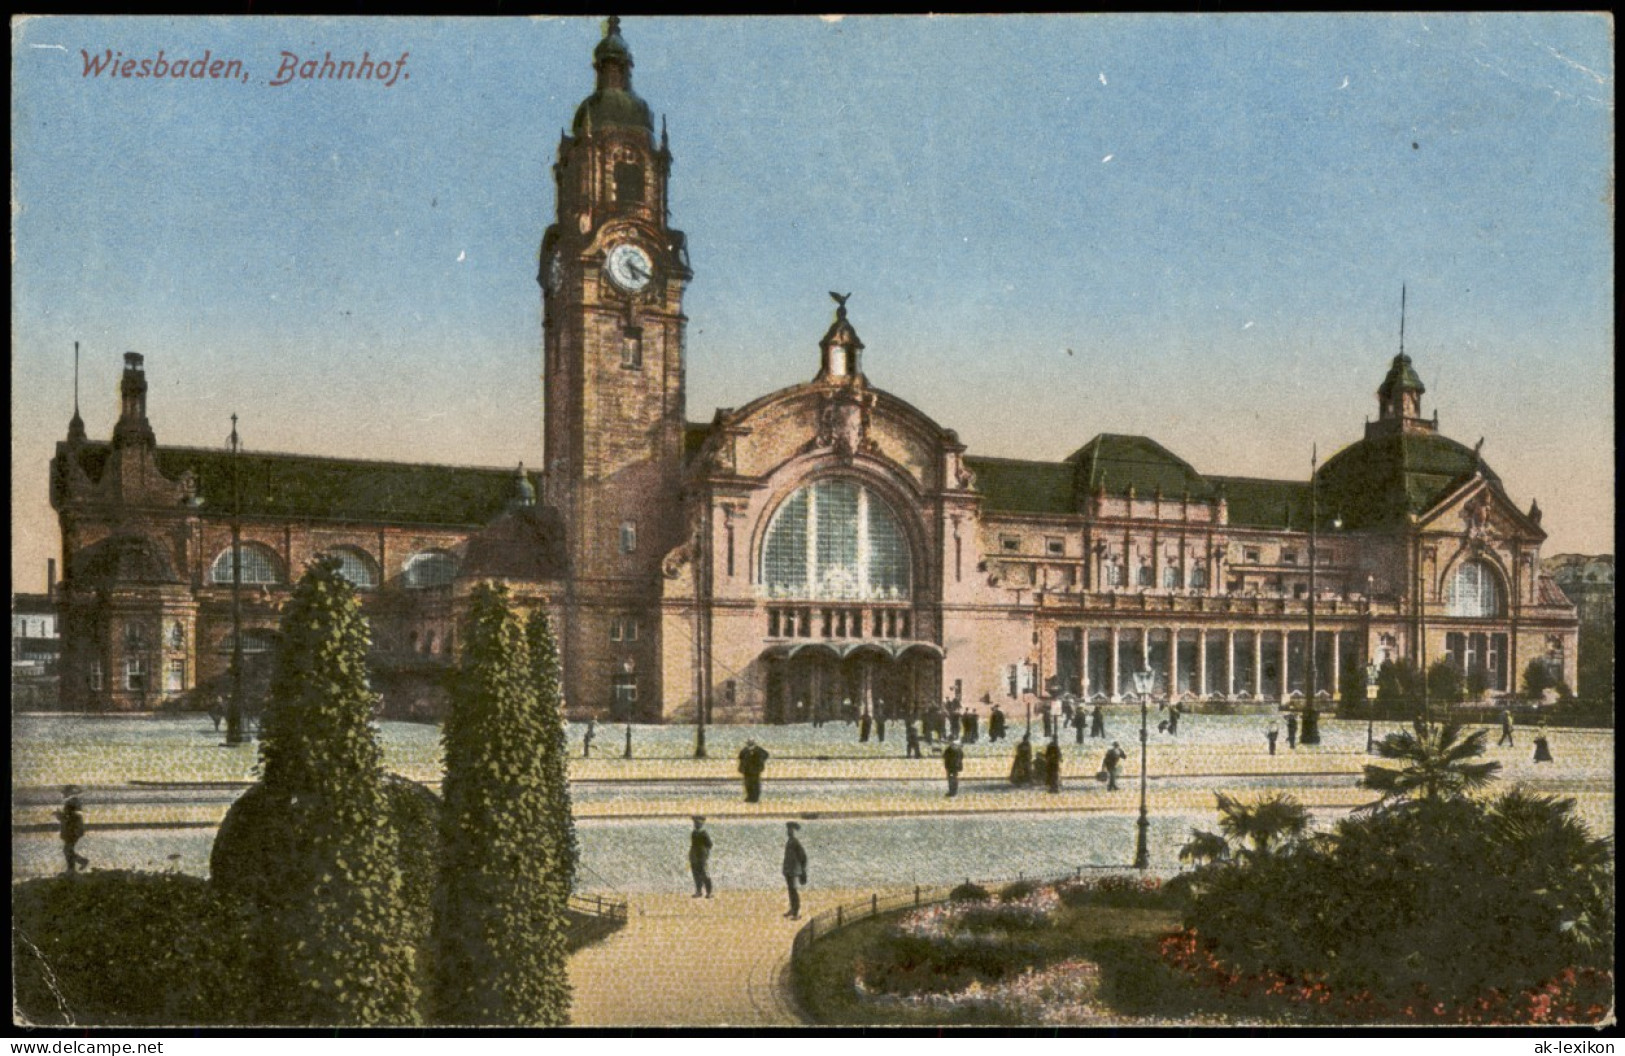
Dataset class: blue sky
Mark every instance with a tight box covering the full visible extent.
[11,14,1613,591]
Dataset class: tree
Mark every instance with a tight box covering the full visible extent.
[251,556,419,1024]
[1522,658,1557,699]
[1376,658,1421,711]
[1212,791,1312,859]
[1337,659,1368,714]
[1576,622,1613,704]
[1359,719,1502,806]
[433,584,571,1025]
[526,606,578,897]
[1465,661,1492,701]
[1426,657,1464,706]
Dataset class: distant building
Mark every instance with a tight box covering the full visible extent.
[48,19,1580,718]
[11,577,60,677]
[1544,554,1614,629]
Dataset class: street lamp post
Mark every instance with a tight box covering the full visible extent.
[1131,668,1154,869]
[225,413,247,746]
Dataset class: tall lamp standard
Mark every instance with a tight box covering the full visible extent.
[224,413,247,746]
[1131,668,1154,869]
[693,523,707,759]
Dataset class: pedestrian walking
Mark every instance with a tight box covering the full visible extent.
[1009,734,1034,786]
[1102,742,1125,791]
[875,705,886,743]
[905,719,922,758]
[1073,703,1086,745]
[1301,703,1321,745]
[56,786,89,875]
[1285,712,1298,750]
[688,816,714,898]
[1167,702,1182,736]
[1497,708,1515,747]
[989,703,1007,741]
[859,706,872,743]
[738,738,770,802]
[1043,737,1063,793]
[1266,723,1279,756]
[1533,726,1554,764]
[782,822,809,919]
[942,737,965,797]
[583,719,597,758]
[966,708,980,744]
[208,698,224,732]
[1090,702,1105,739]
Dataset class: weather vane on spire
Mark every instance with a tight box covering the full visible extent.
[829,291,851,319]
[606,15,621,36]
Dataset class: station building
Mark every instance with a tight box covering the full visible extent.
[49,20,1580,719]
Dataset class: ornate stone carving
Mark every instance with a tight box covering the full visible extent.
[804,389,878,462]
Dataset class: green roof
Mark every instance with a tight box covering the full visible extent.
[1317,431,1496,530]
[70,442,532,528]
[1209,477,1314,530]
[965,456,1077,514]
[1065,434,1207,500]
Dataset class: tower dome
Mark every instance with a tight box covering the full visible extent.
[573,16,654,136]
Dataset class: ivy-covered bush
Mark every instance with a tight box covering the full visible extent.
[244,556,421,1025]
[13,871,254,1026]
[948,882,990,903]
[211,773,441,997]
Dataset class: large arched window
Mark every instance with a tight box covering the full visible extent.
[323,547,379,589]
[761,479,911,601]
[1445,559,1502,618]
[211,543,283,585]
[404,550,457,588]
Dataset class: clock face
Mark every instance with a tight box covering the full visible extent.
[605,242,654,293]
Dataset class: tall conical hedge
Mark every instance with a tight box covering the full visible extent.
[526,606,578,895]
[432,584,571,1024]
[252,555,419,1024]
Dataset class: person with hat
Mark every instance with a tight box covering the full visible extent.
[1102,742,1126,791]
[56,786,89,875]
[1009,732,1034,786]
[942,736,965,797]
[781,822,809,919]
[1044,737,1063,793]
[688,816,714,898]
[738,738,770,802]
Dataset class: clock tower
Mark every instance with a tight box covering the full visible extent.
[540,16,691,718]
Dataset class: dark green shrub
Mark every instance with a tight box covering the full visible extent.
[948,882,990,903]
[249,556,420,1024]
[526,607,578,895]
[957,904,1049,933]
[433,583,571,1025]
[998,879,1040,902]
[211,773,440,997]
[864,931,1044,996]
[13,871,253,1026]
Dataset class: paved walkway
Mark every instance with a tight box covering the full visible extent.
[567,887,882,1026]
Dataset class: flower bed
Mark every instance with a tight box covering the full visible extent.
[855,958,1109,1025]
[1159,929,1613,1025]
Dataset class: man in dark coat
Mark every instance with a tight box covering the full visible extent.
[1266,723,1279,756]
[859,706,872,743]
[1103,742,1125,791]
[875,701,886,743]
[689,816,714,898]
[904,719,922,758]
[782,822,809,919]
[966,708,980,744]
[1009,734,1034,786]
[1285,712,1298,750]
[583,719,597,758]
[1043,738,1063,793]
[1167,702,1182,736]
[1090,702,1106,738]
[989,704,1007,742]
[1073,703,1087,745]
[56,787,89,874]
[942,738,965,797]
[738,739,769,802]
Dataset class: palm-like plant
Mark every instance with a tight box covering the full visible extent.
[1213,791,1312,859]
[1177,828,1232,868]
[1360,720,1502,806]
